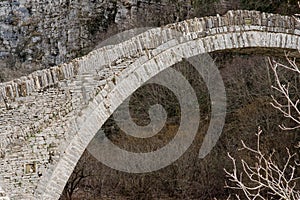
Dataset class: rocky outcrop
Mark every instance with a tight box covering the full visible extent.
[0,0,197,81]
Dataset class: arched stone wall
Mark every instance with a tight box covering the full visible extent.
[0,10,299,199]
[38,30,300,199]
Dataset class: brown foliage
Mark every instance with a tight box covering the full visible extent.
[61,54,300,199]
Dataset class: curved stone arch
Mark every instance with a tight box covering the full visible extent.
[1,10,300,200]
[1,10,300,104]
[36,29,300,199]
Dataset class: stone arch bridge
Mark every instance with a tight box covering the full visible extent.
[0,10,300,200]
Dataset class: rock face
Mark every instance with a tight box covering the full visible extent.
[0,0,196,81]
[1,0,298,81]
[0,0,118,67]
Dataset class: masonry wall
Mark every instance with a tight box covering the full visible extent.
[0,10,299,199]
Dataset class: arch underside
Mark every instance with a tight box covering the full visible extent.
[215,47,300,58]
[0,10,300,200]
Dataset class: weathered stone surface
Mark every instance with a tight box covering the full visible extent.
[0,0,196,80]
[0,10,299,200]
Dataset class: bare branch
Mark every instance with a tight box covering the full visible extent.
[268,57,300,130]
[225,129,300,199]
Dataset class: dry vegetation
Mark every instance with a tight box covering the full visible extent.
[60,54,300,200]
[224,54,300,199]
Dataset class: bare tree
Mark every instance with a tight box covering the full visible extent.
[269,55,300,130]
[62,167,91,200]
[225,52,300,199]
[225,127,300,200]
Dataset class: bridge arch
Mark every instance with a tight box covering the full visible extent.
[38,29,300,199]
[0,10,299,199]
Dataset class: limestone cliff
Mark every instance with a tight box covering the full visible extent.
[0,0,198,81]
